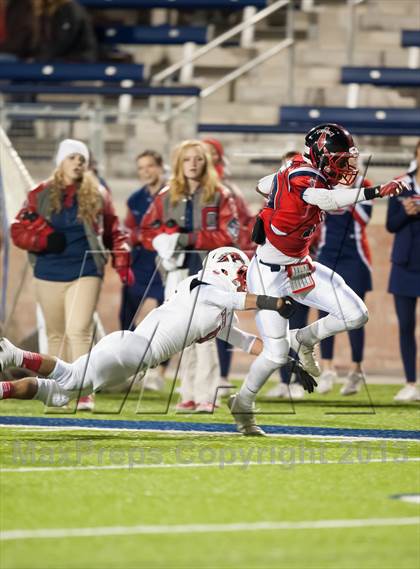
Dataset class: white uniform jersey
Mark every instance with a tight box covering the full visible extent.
[134,270,247,367]
[35,270,256,406]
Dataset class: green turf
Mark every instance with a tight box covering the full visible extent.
[0,384,419,569]
[1,382,419,431]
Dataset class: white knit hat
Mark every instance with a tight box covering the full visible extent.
[55,139,89,167]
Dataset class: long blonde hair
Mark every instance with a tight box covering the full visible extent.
[48,169,102,224]
[168,140,219,206]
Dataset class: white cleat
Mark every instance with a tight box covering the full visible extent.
[340,371,365,396]
[289,330,321,378]
[317,369,337,394]
[394,384,420,403]
[227,394,266,436]
[0,338,21,372]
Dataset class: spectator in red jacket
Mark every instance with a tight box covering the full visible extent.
[202,137,255,256]
[10,138,133,410]
[140,139,239,412]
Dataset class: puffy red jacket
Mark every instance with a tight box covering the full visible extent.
[10,181,130,273]
[140,185,239,252]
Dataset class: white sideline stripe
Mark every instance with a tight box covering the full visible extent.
[1,457,419,474]
[2,517,419,541]
[1,424,419,443]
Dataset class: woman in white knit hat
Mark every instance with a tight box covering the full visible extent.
[10,139,133,410]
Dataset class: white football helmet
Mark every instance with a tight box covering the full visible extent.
[204,247,249,291]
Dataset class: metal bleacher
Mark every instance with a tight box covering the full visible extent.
[78,0,267,8]
[0,62,147,83]
[341,67,420,88]
[278,106,420,136]
[198,105,420,136]
[95,24,211,46]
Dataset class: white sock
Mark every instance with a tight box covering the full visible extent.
[239,355,279,408]
[297,314,346,346]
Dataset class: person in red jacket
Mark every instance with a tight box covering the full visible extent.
[10,138,133,411]
[140,139,239,412]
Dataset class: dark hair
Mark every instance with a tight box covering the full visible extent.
[136,150,163,167]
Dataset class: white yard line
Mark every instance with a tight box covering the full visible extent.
[1,517,419,541]
[1,457,419,474]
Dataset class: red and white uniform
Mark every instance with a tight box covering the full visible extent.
[246,154,369,367]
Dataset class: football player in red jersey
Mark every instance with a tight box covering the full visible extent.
[228,123,409,435]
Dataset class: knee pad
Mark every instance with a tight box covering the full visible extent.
[261,336,290,366]
[346,309,369,330]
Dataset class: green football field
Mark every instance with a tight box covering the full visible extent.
[0,383,419,569]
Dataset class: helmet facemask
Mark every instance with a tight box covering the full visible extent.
[315,146,359,187]
[204,247,249,292]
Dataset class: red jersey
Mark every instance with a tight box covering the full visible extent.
[259,154,330,258]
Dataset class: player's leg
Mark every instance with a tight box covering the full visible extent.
[0,337,77,406]
[228,257,291,435]
[85,331,152,393]
[290,263,368,369]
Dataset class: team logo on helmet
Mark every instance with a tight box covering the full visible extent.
[306,123,359,187]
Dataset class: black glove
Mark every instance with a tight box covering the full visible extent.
[46,232,66,254]
[278,296,297,319]
[293,360,318,393]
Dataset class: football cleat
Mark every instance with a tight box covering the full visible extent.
[0,337,22,372]
[195,402,216,414]
[289,330,321,377]
[227,394,266,436]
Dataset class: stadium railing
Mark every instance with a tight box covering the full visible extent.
[401,29,420,69]
[341,66,420,108]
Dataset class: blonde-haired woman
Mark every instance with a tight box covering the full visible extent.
[141,139,239,412]
[11,139,133,409]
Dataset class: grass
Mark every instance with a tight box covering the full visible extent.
[0,383,419,569]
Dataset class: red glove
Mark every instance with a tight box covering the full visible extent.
[116,266,135,286]
[379,179,409,197]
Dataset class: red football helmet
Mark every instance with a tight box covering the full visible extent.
[305,123,359,186]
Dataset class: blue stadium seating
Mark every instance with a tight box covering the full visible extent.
[96,25,210,45]
[279,106,420,135]
[79,0,267,8]
[341,67,420,87]
[199,106,420,136]
[401,30,420,48]
[0,84,200,97]
[0,62,146,82]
